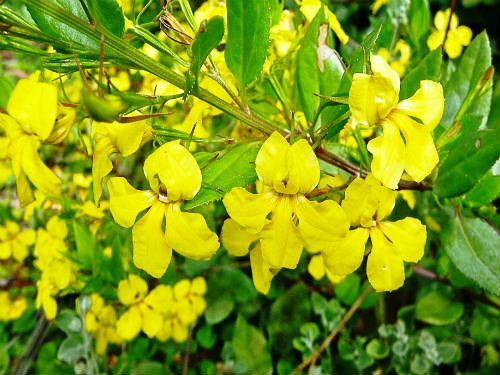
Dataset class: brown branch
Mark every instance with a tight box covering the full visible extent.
[442,0,457,50]
[315,147,431,191]
[413,265,500,310]
[291,287,372,375]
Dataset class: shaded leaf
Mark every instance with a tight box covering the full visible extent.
[85,0,125,37]
[415,290,464,325]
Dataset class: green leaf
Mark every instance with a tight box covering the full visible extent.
[437,342,462,364]
[441,32,492,128]
[415,290,464,325]
[366,339,390,359]
[205,296,235,324]
[225,0,270,87]
[186,17,225,94]
[184,142,261,209]
[0,350,9,375]
[85,0,124,37]
[72,221,95,270]
[27,0,99,51]
[196,324,217,349]
[0,77,13,110]
[268,284,311,354]
[441,216,500,295]
[335,273,361,305]
[435,128,500,198]
[407,0,430,53]
[57,335,85,364]
[55,310,82,336]
[463,170,500,206]
[232,315,273,375]
[470,306,500,345]
[400,49,441,100]
[296,9,344,125]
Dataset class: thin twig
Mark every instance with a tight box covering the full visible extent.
[413,265,500,310]
[291,287,372,375]
[315,147,431,191]
[182,324,195,375]
[11,313,50,375]
[442,0,457,50]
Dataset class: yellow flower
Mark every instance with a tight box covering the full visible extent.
[377,39,411,77]
[0,292,27,321]
[270,10,297,57]
[307,254,344,283]
[327,175,426,292]
[222,132,350,293]
[299,0,349,45]
[427,9,472,59]
[348,54,444,189]
[92,119,152,204]
[0,221,36,262]
[0,78,75,206]
[85,294,121,354]
[108,142,219,278]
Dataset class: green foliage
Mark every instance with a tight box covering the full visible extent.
[415,289,464,325]
[296,9,344,124]
[441,216,500,295]
[225,0,270,87]
[186,16,225,94]
[184,142,261,209]
[400,49,441,99]
[85,0,125,37]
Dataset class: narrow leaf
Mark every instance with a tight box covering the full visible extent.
[85,0,125,37]
[225,0,270,87]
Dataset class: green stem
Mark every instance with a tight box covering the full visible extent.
[353,127,370,169]
[19,0,277,135]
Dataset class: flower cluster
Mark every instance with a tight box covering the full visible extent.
[84,294,122,355]
[115,275,207,343]
[0,221,35,263]
[34,216,76,320]
[0,291,27,321]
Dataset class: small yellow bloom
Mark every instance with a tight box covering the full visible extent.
[299,0,349,45]
[427,9,472,59]
[222,132,350,293]
[92,119,152,203]
[270,10,297,57]
[0,221,36,262]
[327,175,426,292]
[348,55,444,189]
[0,292,27,321]
[0,78,75,206]
[307,254,344,283]
[34,216,75,319]
[85,294,121,354]
[377,39,411,77]
[108,142,219,278]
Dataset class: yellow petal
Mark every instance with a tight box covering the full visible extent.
[444,34,464,59]
[260,197,303,269]
[117,306,143,341]
[117,274,148,305]
[144,285,173,314]
[94,120,150,157]
[221,219,259,256]
[295,197,350,252]
[7,79,57,140]
[367,228,404,292]
[255,132,289,191]
[323,228,369,275]
[132,201,172,278]
[371,54,400,94]
[223,188,277,232]
[287,139,320,194]
[165,203,219,260]
[42,294,58,320]
[427,30,445,51]
[143,141,201,201]
[349,73,398,127]
[308,254,326,280]
[108,177,156,228]
[300,0,321,22]
[454,26,472,46]
[367,120,406,189]
[379,217,426,262]
[140,304,163,338]
[250,245,276,294]
[434,10,447,30]
[391,112,439,182]
[397,80,444,130]
[327,9,349,45]
[92,138,116,204]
